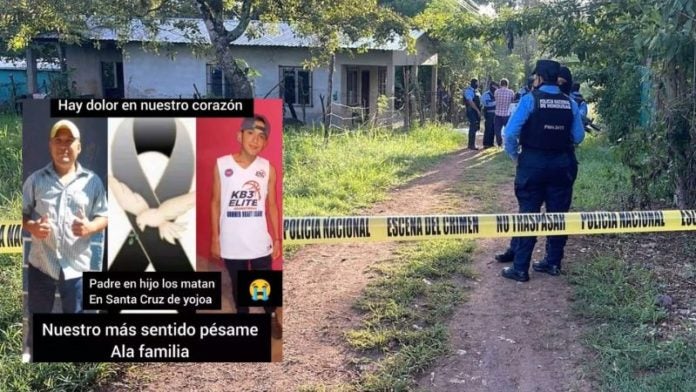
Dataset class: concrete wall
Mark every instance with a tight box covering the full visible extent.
[335,51,394,112]
[67,40,435,123]
[66,44,122,98]
[123,44,205,99]
[392,36,438,66]
[122,45,330,122]
[0,70,57,101]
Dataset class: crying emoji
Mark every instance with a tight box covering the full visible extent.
[249,279,271,302]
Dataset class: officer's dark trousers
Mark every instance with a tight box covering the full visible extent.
[466,109,480,148]
[483,111,496,147]
[512,150,578,273]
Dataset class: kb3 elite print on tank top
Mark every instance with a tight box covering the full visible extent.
[217,155,273,260]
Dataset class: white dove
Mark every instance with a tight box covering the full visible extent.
[108,176,195,245]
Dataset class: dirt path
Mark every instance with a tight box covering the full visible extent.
[417,176,593,391]
[116,147,475,391]
[114,143,593,391]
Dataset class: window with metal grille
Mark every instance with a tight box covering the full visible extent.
[346,67,359,105]
[279,66,312,106]
[206,64,233,98]
[378,67,387,96]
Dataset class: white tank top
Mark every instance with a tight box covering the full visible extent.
[217,155,273,259]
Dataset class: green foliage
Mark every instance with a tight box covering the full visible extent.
[379,0,430,17]
[0,115,22,218]
[415,0,534,100]
[572,134,632,211]
[0,115,117,391]
[297,0,411,69]
[344,240,474,391]
[438,0,696,207]
[568,257,696,391]
[283,124,464,216]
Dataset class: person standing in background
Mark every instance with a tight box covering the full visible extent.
[463,79,482,150]
[493,78,514,148]
[482,82,498,149]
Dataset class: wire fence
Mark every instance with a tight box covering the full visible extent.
[328,98,405,132]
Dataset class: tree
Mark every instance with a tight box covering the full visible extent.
[294,0,410,135]
[2,0,411,100]
[440,0,696,208]
[195,0,254,98]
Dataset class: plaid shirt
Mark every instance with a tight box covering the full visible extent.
[494,87,514,117]
[22,162,107,279]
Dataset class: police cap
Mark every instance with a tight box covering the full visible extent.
[559,66,572,82]
[532,59,561,82]
[558,66,573,94]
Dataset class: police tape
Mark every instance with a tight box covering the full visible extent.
[282,210,696,244]
[2,210,696,252]
[0,221,23,254]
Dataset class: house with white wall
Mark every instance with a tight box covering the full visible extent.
[38,19,438,123]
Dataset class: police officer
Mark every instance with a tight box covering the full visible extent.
[570,83,589,118]
[558,66,573,96]
[498,59,585,282]
[514,77,534,102]
[482,82,498,148]
[463,79,482,150]
[496,66,574,265]
[495,66,572,263]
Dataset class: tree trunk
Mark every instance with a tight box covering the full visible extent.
[324,53,335,140]
[403,66,411,130]
[413,66,425,126]
[215,45,253,98]
[197,0,254,99]
[26,46,37,95]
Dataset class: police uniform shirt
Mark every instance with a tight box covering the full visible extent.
[517,86,530,99]
[217,155,273,259]
[571,91,589,118]
[482,90,496,110]
[503,84,585,160]
[464,87,481,109]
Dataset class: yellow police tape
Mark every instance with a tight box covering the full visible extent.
[2,210,696,252]
[282,210,696,244]
[0,221,23,254]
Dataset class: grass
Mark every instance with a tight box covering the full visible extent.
[453,147,515,213]
[566,128,696,391]
[301,240,475,392]
[0,114,118,392]
[350,240,475,391]
[286,124,473,391]
[284,124,465,217]
[0,115,22,218]
[572,133,631,211]
[568,257,696,391]
[0,118,465,390]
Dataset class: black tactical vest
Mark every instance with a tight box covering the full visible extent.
[468,87,481,109]
[473,93,481,108]
[520,90,574,151]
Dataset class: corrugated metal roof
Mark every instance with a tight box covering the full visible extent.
[64,18,421,51]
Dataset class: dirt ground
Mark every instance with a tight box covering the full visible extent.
[112,142,595,391]
[416,179,594,391]
[113,146,473,391]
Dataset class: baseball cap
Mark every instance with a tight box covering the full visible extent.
[241,115,270,137]
[50,119,81,139]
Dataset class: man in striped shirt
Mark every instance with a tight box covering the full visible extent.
[22,120,108,315]
[493,78,515,147]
